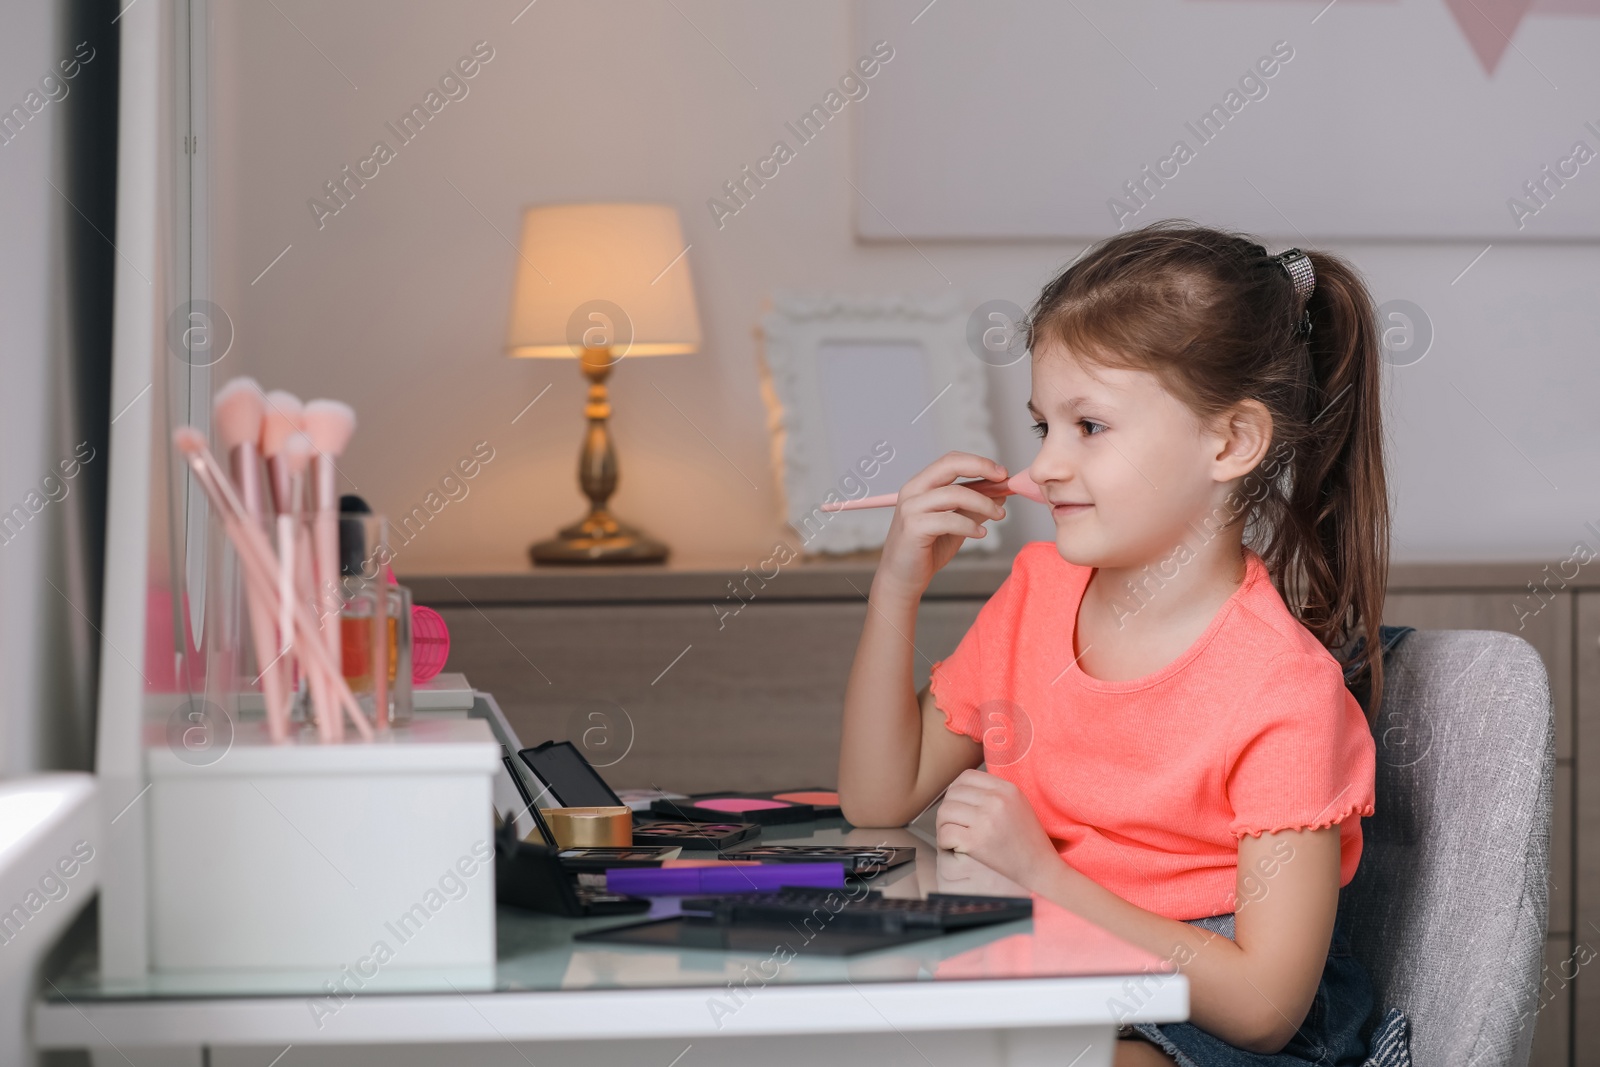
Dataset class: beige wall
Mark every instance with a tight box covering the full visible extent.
[211,0,1600,573]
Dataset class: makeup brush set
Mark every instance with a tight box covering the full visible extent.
[177,377,375,743]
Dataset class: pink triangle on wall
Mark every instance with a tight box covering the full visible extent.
[1443,0,1538,74]
[1187,0,1600,77]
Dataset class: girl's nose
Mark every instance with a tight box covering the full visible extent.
[1028,447,1072,490]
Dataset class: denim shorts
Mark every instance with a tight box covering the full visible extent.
[1120,912,1374,1066]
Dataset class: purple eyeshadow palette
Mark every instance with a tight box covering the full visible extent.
[629,819,761,850]
[649,792,820,826]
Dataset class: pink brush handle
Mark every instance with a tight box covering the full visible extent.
[821,471,1043,512]
[295,522,335,742]
[179,440,375,741]
[230,444,289,743]
[244,587,288,743]
[210,472,374,741]
[310,456,345,735]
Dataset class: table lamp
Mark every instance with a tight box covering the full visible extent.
[506,202,701,564]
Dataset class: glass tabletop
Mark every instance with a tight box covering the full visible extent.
[43,810,1172,1002]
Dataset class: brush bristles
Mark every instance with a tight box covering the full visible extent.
[172,426,208,455]
[282,432,314,475]
[214,378,266,453]
[1007,471,1045,504]
[260,391,304,457]
[301,399,356,457]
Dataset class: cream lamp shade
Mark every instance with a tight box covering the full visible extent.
[505,201,699,565]
[505,202,701,358]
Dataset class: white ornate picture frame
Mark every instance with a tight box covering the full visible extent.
[758,292,1002,556]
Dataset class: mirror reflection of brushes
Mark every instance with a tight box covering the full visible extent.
[820,471,1044,512]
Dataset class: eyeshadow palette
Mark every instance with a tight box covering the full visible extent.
[630,819,761,850]
[555,846,683,872]
[739,788,842,819]
[650,793,819,825]
[715,844,915,876]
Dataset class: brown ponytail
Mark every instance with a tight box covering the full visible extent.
[1025,219,1392,724]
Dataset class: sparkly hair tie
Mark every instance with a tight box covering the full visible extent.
[1269,248,1315,337]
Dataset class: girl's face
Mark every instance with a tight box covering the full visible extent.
[1026,339,1241,568]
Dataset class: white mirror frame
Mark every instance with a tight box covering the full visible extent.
[96,0,197,981]
[758,292,1003,556]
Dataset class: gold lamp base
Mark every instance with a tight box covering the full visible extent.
[530,507,669,565]
[531,345,671,566]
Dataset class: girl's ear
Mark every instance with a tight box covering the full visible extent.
[1208,399,1273,481]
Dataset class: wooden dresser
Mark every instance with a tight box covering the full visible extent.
[408,554,1590,1067]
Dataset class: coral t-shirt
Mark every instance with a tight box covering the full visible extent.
[929,541,1376,921]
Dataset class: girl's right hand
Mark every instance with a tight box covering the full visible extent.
[873,451,1008,604]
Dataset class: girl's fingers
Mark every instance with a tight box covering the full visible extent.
[963,479,1014,499]
[941,782,1002,817]
[943,773,984,801]
[909,513,987,542]
[953,769,1005,793]
[901,451,1008,498]
[952,509,1001,532]
[936,794,980,824]
[934,771,998,825]
[947,767,998,793]
[908,484,1008,522]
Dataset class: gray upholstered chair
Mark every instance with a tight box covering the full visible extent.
[1337,628,1555,1067]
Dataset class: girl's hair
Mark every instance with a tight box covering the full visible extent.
[1025,219,1392,723]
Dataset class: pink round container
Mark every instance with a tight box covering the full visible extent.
[411,605,450,683]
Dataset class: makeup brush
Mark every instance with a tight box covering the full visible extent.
[173,427,374,741]
[819,470,1045,512]
[260,392,304,720]
[260,391,305,511]
[214,377,267,523]
[212,378,289,742]
[281,433,331,738]
[301,400,357,733]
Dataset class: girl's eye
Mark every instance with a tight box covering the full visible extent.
[1030,421,1048,439]
[1080,419,1105,436]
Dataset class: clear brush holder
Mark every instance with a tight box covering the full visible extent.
[336,513,414,728]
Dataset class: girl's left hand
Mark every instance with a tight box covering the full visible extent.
[934,768,1060,891]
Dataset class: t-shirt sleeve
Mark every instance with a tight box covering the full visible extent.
[1225,650,1377,840]
[927,548,1032,742]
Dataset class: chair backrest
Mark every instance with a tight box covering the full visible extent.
[1337,629,1554,1067]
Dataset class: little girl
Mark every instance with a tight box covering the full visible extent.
[839,220,1396,1067]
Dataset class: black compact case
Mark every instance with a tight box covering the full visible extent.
[518,741,763,848]
[492,820,650,917]
[501,744,680,867]
[518,748,774,844]
[518,740,628,808]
